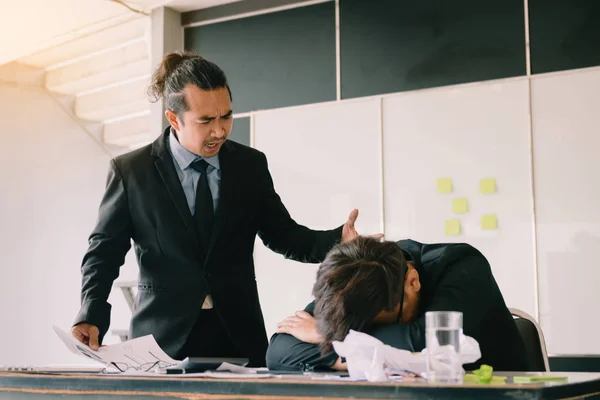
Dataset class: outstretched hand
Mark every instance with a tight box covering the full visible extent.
[341,209,384,243]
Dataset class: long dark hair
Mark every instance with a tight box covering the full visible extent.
[148,51,232,121]
[312,237,408,353]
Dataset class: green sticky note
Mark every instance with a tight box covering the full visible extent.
[464,365,505,384]
[513,376,568,384]
[452,198,468,214]
[481,214,497,230]
[480,178,496,194]
[437,178,452,194]
[445,219,461,236]
[464,374,507,384]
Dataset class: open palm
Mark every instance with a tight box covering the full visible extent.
[341,209,384,242]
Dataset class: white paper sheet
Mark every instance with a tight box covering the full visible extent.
[53,325,179,371]
[110,370,273,378]
[332,330,481,382]
[217,362,257,374]
[199,371,274,379]
[54,326,279,378]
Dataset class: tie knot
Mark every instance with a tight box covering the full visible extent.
[191,158,210,173]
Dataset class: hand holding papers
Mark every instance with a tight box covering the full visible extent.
[53,326,269,378]
[53,325,179,372]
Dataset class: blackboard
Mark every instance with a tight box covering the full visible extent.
[185,2,336,114]
[340,0,526,99]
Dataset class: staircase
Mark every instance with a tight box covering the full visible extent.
[15,15,155,153]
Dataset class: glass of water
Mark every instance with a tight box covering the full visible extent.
[425,311,463,383]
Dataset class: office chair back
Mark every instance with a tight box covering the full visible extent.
[509,308,550,371]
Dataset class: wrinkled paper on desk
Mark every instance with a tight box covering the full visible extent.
[332,330,481,382]
[53,326,271,378]
[53,325,179,370]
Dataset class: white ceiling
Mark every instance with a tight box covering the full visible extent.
[0,0,245,66]
[0,0,133,65]
[125,0,245,12]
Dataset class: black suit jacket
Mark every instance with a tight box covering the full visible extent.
[75,129,342,365]
[267,240,529,372]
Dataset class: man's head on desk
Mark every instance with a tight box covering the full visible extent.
[312,237,421,353]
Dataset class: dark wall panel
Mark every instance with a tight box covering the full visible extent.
[549,356,600,372]
[229,117,250,147]
[185,2,336,114]
[340,0,527,99]
[529,0,600,74]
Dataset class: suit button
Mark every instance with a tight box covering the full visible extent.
[205,272,212,278]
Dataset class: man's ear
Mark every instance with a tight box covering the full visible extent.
[405,267,421,294]
[165,109,180,131]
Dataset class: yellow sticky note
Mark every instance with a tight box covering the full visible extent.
[437,178,452,194]
[480,178,496,194]
[445,220,461,236]
[452,198,468,214]
[481,214,497,230]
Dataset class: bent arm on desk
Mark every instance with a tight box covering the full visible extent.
[266,249,495,370]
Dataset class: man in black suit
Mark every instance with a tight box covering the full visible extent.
[267,237,529,372]
[70,52,374,366]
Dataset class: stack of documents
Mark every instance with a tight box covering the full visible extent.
[54,326,178,372]
[52,326,270,378]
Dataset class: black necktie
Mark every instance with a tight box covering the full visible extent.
[190,159,214,248]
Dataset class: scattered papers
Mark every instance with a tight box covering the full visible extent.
[333,330,481,382]
[54,325,179,371]
[199,371,273,379]
[53,326,271,378]
[118,370,273,379]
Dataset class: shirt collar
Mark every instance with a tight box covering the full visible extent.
[168,127,220,171]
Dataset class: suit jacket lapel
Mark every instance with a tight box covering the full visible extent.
[151,129,204,259]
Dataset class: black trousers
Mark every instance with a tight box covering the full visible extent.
[179,309,243,359]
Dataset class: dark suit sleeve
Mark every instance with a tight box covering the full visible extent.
[265,302,419,371]
[368,245,500,352]
[256,153,343,263]
[73,159,133,343]
[266,302,339,371]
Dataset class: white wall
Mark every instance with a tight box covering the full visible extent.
[0,78,136,365]
[382,78,537,318]
[532,68,600,355]
[252,66,600,355]
[253,98,383,337]
[2,64,598,365]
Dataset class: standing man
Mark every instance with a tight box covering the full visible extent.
[71,52,372,366]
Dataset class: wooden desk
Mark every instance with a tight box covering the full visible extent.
[1,372,599,399]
